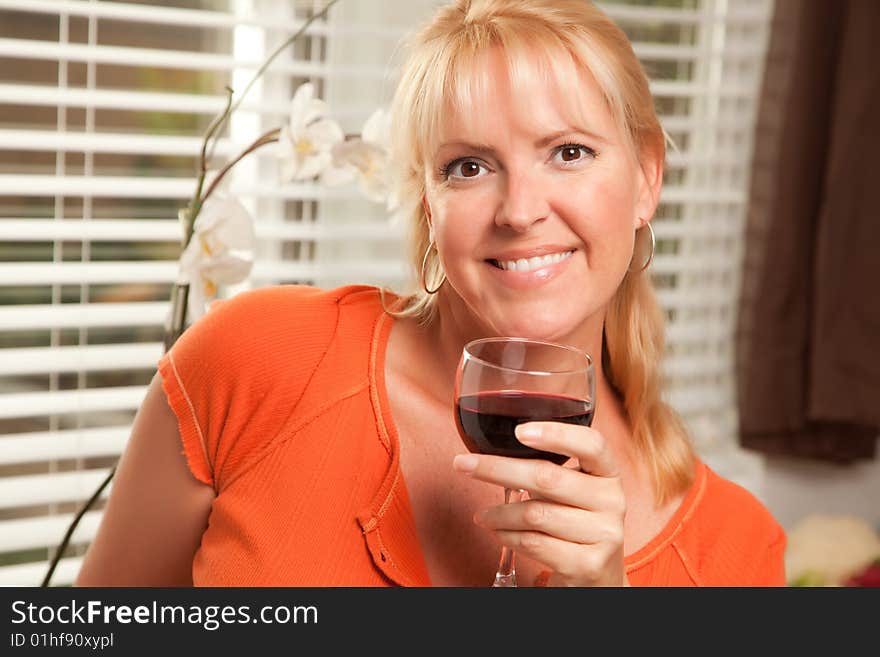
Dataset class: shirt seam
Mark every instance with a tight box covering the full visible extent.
[217,295,341,490]
[624,462,707,571]
[366,310,404,520]
[167,350,214,485]
[672,540,703,586]
[369,310,393,456]
[220,380,370,491]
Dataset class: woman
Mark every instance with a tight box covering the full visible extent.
[76,0,785,587]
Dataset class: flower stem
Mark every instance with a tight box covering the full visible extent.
[200,129,281,204]
[186,0,340,250]
[206,0,341,164]
[186,87,234,248]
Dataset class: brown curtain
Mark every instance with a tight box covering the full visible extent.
[736,0,880,463]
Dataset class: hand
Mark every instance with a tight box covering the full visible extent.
[452,421,627,587]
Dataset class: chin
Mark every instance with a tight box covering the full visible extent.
[482,309,583,344]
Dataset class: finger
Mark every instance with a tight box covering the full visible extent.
[491,529,612,584]
[477,499,620,546]
[515,422,619,478]
[453,453,621,512]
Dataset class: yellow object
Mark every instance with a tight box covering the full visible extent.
[785,514,880,586]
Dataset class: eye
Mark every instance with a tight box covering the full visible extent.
[552,143,597,165]
[440,158,489,180]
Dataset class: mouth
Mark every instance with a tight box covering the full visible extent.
[486,249,576,273]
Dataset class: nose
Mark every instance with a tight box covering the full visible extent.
[494,167,550,233]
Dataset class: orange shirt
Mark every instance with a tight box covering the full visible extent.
[158,284,786,586]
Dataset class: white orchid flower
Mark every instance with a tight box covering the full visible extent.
[278,82,346,182]
[331,108,397,209]
[177,193,255,322]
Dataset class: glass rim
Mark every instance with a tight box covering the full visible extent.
[462,336,594,376]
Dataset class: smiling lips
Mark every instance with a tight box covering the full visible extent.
[488,249,575,272]
[484,246,577,289]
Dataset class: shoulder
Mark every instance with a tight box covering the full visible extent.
[676,462,786,585]
[181,282,393,395]
[205,283,383,331]
[700,465,781,532]
[158,283,392,489]
[187,283,387,356]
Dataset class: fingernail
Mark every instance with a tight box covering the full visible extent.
[516,424,543,443]
[453,454,479,473]
[473,510,487,526]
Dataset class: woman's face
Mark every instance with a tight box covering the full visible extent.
[423,48,660,344]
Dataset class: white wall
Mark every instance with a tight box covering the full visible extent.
[757,438,880,531]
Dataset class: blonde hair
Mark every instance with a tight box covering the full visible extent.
[382,0,694,505]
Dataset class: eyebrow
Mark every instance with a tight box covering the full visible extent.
[435,128,608,157]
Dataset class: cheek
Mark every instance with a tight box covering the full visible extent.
[431,188,495,255]
[588,175,637,218]
[567,178,638,247]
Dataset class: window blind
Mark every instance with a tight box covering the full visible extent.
[0,0,774,585]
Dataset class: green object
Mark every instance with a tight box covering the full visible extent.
[789,570,826,587]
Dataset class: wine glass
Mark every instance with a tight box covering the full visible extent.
[454,337,595,587]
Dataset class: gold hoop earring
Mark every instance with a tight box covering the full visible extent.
[628,222,655,273]
[419,241,446,295]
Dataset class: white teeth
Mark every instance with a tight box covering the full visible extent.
[496,250,573,272]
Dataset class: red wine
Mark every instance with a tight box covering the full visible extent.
[455,391,594,465]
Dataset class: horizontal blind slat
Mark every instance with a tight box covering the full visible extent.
[0,469,113,509]
[0,302,167,331]
[0,128,232,158]
[666,319,734,344]
[665,354,729,378]
[656,287,739,310]
[0,426,128,465]
[0,556,83,587]
[0,386,145,420]
[0,174,365,200]
[0,38,390,79]
[0,259,412,285]
[0,261,179,285]
[253,260,409,281]
[666,386,730,415]
[0,343,163,376]
[598,2,769,25]
[0,83,297,116]
[0,511,103,553]
[0,173,195,199]
[0,219,405,242]
[0,0,404,37]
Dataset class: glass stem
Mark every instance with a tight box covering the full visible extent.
[493,487,524,587]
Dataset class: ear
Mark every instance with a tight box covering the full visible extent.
[634,147,664,229]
